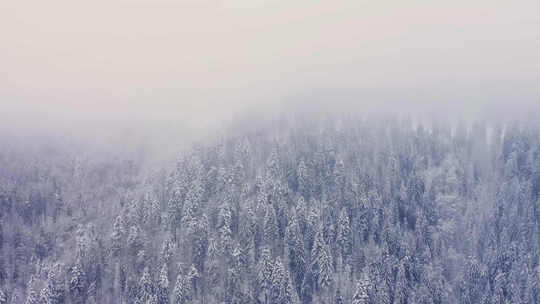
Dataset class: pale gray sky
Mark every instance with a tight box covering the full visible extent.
[1,0,540,135]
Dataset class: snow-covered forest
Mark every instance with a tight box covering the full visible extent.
[1,112,540,304]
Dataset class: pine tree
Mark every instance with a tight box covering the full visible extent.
[157,264,169,304]
[311,225,325,277]
[297,159,309,198]
[137,266,154,304]
[127,225,144,256]
[257,247,274,304]
[75,224,89,258]
[295,196,307,232]
[334,156,346,197]
[317,245,334,292]
[187,264,199,297]
[394,263,408,304]
[168,168,187,243]
[285,211,306,293]
[187,264,199,280]
[25,276,38,304]
[282,270,298,304]
[271,257,285,304]
[111,215,125,258]
[233,159,245,189]
[160,237,174,267]
[306,205,320,251]
[205,255,220,302]
[112,262,123,301]
[218,202,233,256]
[40,264,64,304]
[226,266,241,304]
[352,274,370,304]
[264,205,279,247]
[172,274,184,304]
[146,193,162,233]
[147,294,158,304]
[39,279,54,304]
[69,258,86,304]
[335,287,344,304]
[300,268,315,304]
[267,148,281,179]
[173,273,191,304]
[191,214,209,271]
[337,208,351,261]
[311,225,329,289]
[0,289,6,304]
[268,257,298,304]
[181,198,198,234]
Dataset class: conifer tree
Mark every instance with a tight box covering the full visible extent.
[337,208,351,261]
[394,263,407,304]
[40,264,65,304]
[0,289,6,304]
[157,264,169,304]
[160,237,174,267]
[173,272,191,304]
[317,245,334,292]
[25,276,38,304]
[352,274,370,304]
[111,215,125,258]
[282,270,298,304]
[137,266,154,304]
[335,287,344,304]
[69,258,86,304]
[297,159,309,198]
[264,205,279,247]
[218,203,233,255]
[285,211,306,293]
[127,225,144,256]
[257,247,274,304]
[271,257,285,304]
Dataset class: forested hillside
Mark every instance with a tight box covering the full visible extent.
[1,114,540,304]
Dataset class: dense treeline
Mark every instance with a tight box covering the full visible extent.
[1,114,540,304]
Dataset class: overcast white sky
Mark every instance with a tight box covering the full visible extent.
[1,0,540,136]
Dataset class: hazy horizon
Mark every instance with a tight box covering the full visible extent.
[2,0,540,138]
